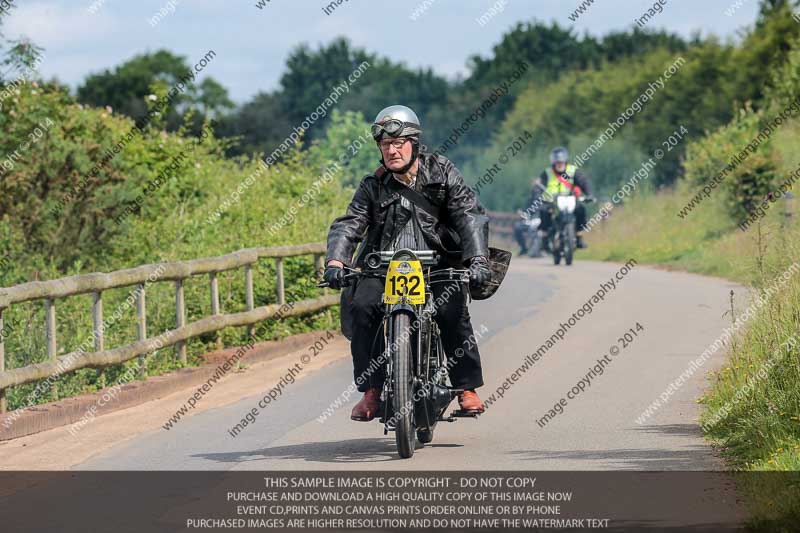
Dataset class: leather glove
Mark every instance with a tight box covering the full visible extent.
[468,256,491,288]
[323,265,346,290]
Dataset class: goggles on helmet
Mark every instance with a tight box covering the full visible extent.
[371,119,418,141]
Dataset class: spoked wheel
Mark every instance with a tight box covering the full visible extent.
[390,312,415,458]
[565,222,575,266]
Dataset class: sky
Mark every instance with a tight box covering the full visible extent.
[3,0,762,103]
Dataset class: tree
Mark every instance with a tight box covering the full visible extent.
[228,37,451,158]
[216,91,294,157]
[733,0,800,104]
[431,22,688,169]
[600,28,687,63]
[305,110,376,188]
[756,0,798,23]
[465,21,598,91]
[0,3,44,83]
[279,38,372,139]
[78,50,192,120]
[196,78,234,118]
[77,50,233,130]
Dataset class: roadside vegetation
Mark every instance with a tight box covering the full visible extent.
[0,2,798,525]
[0,81,355,410]
[582,13,800,529]
[0,2,720,409]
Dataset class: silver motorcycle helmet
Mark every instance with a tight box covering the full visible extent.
[550,146,569,165]
[372,105,422,174]
[371,105,422,141]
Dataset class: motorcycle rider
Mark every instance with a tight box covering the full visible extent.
[323,105,492,421]
[519,147,592,251]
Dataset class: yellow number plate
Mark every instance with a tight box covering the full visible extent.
[384,260,426,305]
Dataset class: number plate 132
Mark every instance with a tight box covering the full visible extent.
[384,260,425,305]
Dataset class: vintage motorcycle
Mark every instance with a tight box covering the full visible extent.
[318,249,477,459]
[543,193,594,266]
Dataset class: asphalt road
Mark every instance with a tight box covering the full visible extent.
[78,257,742,473]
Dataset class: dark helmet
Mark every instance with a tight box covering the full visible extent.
[550,147,569,165]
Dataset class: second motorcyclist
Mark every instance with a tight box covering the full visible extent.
[515,147,592,253]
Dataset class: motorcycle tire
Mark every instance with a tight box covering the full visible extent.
[391,312,415,459]
[551,231,561,264]
[565,223,575,266]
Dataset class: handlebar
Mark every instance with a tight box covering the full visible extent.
[316,266,471,289]
[316,266,360,289]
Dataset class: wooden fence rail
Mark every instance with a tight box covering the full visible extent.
[0,243,334,413]
[486,211,520,237]
[0,214,518,414]
[487,210,517,240]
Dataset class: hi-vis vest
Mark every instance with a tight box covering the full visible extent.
[545,164,579,195]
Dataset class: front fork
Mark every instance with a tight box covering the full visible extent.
[380,302,420,434]
[380,280,440,433]
[551,212,576,250]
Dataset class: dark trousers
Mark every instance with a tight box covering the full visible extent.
[350,276,484,393]
[513,220,528,251]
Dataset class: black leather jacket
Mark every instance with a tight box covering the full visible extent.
[326,152,489,269]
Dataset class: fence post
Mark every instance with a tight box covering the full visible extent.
[45,298,57,396]
[245,264,254,338]
[0,308,5,413]
[175,280,186,363]
[314,253,331,322]
[210,272,222,351]
[314,254,324,278]
[92,292,104,352]
[92,292,104,379]
[275,257,285,305]
[136,283,147,377]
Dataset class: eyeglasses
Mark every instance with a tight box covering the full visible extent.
[378,138,410,151]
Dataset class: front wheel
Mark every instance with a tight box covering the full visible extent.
[390,312,415,459]
[550,231,561,264]
[552,236,561,264]
[565,222,575,266]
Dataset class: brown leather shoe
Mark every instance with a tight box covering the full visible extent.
[458,389,485,413]
[351,388,381,421]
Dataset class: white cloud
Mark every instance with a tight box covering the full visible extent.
[5,1,116,49]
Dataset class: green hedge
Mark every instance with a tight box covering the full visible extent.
[0,83,352,411]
